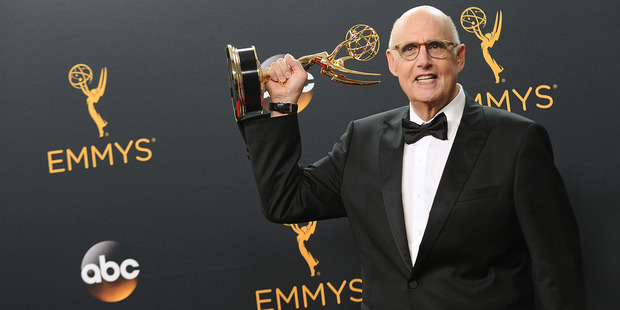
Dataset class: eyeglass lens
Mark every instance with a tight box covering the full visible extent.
[398,41,450,60]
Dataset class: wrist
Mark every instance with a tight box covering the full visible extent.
[269,102,298,115]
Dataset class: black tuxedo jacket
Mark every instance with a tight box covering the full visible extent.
[242,98,586,309]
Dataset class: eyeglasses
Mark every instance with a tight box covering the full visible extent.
[392,40,457,61]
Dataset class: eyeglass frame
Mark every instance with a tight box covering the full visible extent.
[391,40,458,61]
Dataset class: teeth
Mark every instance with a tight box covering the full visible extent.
[416,75,436,81]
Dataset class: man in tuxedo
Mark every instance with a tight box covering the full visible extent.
[240,5,586,309]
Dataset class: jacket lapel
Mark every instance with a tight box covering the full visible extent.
[411,98,491,275]
[379,106,414,272]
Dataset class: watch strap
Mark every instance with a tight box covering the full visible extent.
[269,102,298,113]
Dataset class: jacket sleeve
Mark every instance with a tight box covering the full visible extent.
[241,114,349,223]
[513,122,587,309]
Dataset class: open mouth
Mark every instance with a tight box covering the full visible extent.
[415,75,437,81]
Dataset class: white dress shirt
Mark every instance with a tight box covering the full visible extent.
[401,84,466,266]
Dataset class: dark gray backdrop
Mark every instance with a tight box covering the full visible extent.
[1,0,618,309]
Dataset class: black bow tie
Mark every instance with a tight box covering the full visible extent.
[402,112,448,144]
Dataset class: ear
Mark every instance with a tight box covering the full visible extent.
[386,49,399,76]
[456,44,466,73]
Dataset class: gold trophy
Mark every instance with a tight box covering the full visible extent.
[226,24,381,121]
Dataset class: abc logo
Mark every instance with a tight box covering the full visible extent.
[81,241,140,302]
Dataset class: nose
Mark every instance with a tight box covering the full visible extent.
[416,45,433,68]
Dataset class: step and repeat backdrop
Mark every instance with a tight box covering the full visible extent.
[1,0,618,309]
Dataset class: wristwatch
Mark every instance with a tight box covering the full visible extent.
[269,102,298,114]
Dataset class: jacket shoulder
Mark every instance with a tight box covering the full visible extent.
[478,104,535,127]
[353,106,408,127]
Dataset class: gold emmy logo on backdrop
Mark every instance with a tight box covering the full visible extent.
[47,65,155,175]
[461,8,504,83]
[285,222,319,277]
[69,64,109,137]
[226,24,381,121]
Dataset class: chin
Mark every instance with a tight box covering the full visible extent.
[411,92,440,104]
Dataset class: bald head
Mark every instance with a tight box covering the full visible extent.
[388,6,460,49]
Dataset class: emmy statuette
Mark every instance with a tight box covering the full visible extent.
[226,24,381,121]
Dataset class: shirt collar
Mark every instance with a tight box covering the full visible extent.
[408,83,465,140]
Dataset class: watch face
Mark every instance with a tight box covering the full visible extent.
[270,102,297,113]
